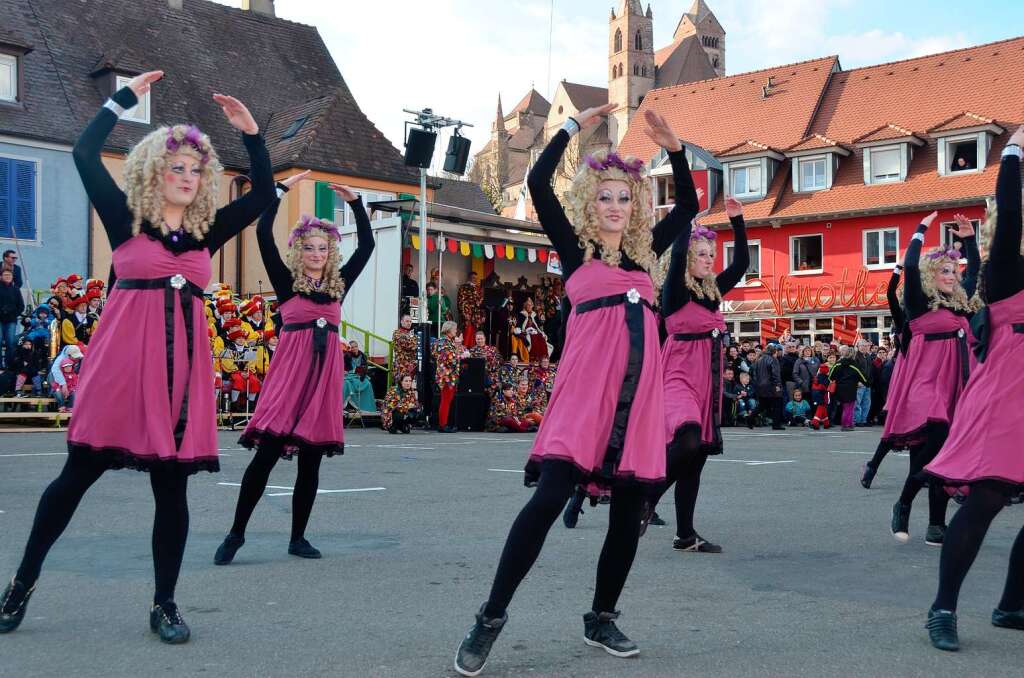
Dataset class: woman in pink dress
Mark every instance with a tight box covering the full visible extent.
[883,207,980,546]
[213,175,374,565]
[454,105,690,676]
[0,71,273,643]
[921,127,1024,652]
[642,197,747,554]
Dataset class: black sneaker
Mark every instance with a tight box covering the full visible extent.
[214,533,245,565]
[648,512,666,527]
[583,610,639,658]
[891,502,911,543]
[150,601,191,644]
[925,524,946,546]
[455,604,507,676]
[926,608,959,651]
[288,538,322,559]
[860,464,876,489]
[992,607,1024,630]
[0,578,35,634]
[673,533,722,553]
[563,490,585,529]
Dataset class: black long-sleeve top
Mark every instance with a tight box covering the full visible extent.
[256,189,374,305]
[886,269,905,332]
[662,214,748,316]
[903,224,980,320]
[985,154,1024,303]
[72,86,275,257]
[526,129,698,280]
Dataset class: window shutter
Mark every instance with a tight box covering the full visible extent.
[937,139,946,177]
[722,163,731,197]
[13,160,35,239]
[0,158,10,238]
[898,143,908,181]
[863,148,872,185]
[976,132,986,171]
[314,181,335,220]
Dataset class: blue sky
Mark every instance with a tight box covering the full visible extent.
[212,1,1024,171]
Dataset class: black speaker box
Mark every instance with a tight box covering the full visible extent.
[455,392,488,432]
[443,135,472,175]
[405,128,437,168]
[459,357,486,394]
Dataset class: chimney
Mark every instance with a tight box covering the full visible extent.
[168,0,182,9]
[241,0,275,16]
[761,85,770,99]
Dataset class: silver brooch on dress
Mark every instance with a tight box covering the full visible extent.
[316,317,327,329]
[957,328,965,339]
[626,288,641,304]
[170,274,186,290]
[711,328,720,338]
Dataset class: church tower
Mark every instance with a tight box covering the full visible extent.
[674,0,726,77]
[608,0,655,148]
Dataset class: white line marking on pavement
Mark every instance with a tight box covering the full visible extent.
[218,482,294,490]
[488,468,526,473]
[708,459,796,466]
[0,452,68,458]
[460,437,533,443]
[266,487,386,497]
[372,444,435,450]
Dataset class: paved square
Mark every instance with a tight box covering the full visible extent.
[2,426,1023,677]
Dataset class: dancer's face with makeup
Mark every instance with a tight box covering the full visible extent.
[302,235,329,275]
[689,239,715,279]
[163,153,202,208]
[593,180,631,234]
[935,261,958,295]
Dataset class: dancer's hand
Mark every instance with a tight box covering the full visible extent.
[951,214,975,239]
[329,184,359,202]
[642,110,682,152]
[281,170,311,190]
[1009,125,1024,148]
[725,196,744,218]
[574,103,615,129]
[213,94,259,135]
[125,70,163,97]
[920,210,939,230]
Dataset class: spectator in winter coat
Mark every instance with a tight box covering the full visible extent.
[49,344,83,412]
[792,346,821,395]
[868,347,890,424]
[751,345,784,430]
[721,366,737,426]
[809,363,832,430]
[734,370,758,428]
[830,346,867,431]
[780,341,800,400]
[852,339,875,426]
[8,335,48,396]
[0,268,25,368]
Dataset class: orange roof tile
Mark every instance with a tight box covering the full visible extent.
[719,140,779,157]
[928,111,1001,134]
[786,134,850,154]
[852,123,922,145]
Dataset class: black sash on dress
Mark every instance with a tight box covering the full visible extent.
[116,275,204,450]
[576,290,655,479]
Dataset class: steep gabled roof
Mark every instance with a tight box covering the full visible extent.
[508,89,551,118]
[786,134,850,155]
[654,34,718,88]
[560,82,609,112]
[852,123,924,146]
[927,111,1004,135]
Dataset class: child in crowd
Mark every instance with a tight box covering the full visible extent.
[735,370,757,428]
[784,388,811,427]
[10,336,48,396]
[810,363,832,430]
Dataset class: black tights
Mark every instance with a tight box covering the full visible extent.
[898,423,951,527]
[484,460,644,618]
[229,444,324,542]
[867,439,894,471]
[15,454,190,605]
[650,425,707,540]
[933,480,1024,612]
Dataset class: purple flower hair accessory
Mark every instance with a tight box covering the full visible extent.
[585,153,644,181]
[691,224,717,242]
[288,214,341,247]
[926,246,961,262]
[166,125,210,164]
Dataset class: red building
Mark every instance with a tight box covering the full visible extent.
[619,37,1022,345]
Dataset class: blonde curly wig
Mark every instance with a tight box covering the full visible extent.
[684,229,722,303]
[123,124,222,239]
[564,151,657,273]
[285,224,345,300]
[919,244,980,314]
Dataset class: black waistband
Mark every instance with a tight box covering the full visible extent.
[576,292,655,315]
[282,319,340,333]
[1014,323,1024,334]
[924,328,970,386]
[116,275,202,450]
[116,276,204,296]
[673,329,722,342]
[924,329,966,341]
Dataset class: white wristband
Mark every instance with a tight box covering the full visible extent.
[561,118,581,138]
[275,187,286,198]
[103,99,126,117]
[912,232,925,243]
[1002,144,1022,159]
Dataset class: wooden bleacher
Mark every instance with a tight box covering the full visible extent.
[0,397,70,429]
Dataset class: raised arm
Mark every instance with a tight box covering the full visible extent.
[205,94,275,254]
[72,77,156,250]
[987,127,1024,302]
[641,111,694,255]
[716,200,749,294]
[336,185,375,291]
[903,211,938,319]
[961,233,981,298]
[886,265,905,331]
[660,219,693,315]
[527,128,584,277]
[256,188,294,300]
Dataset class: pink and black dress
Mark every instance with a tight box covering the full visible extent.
[661,215,748,455]
[238,189,374,458]
[524,130,693,492]
[927,151,1024,490]
[68,86,274,474]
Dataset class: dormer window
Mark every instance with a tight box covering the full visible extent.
[798,157,826,191]
[0,53,17,102]
[730,163,760,198]
[867,145,902,184]
[719,141,783,202]
[785,135,849,193]
[853,124,925,186]
[115,74,150,123]
[928,112,1004,177]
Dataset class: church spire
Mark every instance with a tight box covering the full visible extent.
[493,95,506,134]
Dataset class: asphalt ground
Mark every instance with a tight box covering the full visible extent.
[2,425,1024,677]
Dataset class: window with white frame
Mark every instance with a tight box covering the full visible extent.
[798,156,826,191]
[858,314,893,347]
[653,175,675,221]
[115,75,150,123]
[0,54,16,103]
[869,146,901,184]
[723,239,761,285]
[334,191,397,226]
[790,234,823,274]
[863,227,899,268]
[729,163,761,198]
[725,320,762,346]
[947,138,978,173]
